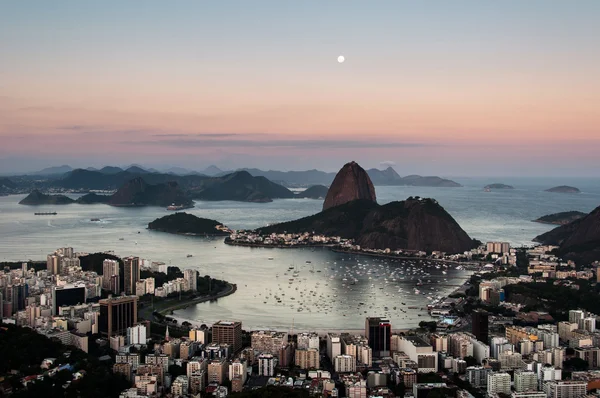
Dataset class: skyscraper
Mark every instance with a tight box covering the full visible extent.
[52,283,86,315]
[99,295,138,338]
[124,257,140,295]
[184,269,198,292]
[212,321,242,353]
[365,317,391,357]
[472,310,489,343]
[102,259,120,290]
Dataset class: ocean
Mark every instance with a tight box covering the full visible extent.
[1,176,598,330]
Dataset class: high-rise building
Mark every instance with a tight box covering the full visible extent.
[486,242,510,254]
[514,370,538,392]
[212,321,242,353]
[124,257,140,295]
[487,372,511,395]
[207,359,227,384]
[184,269,198,292]
[568,310,585,328]
[327,333,341,360]
[127,324,147,345]
[466,366,491,388]
[102,259,120,290]
[47,254,60,275]
[297,332,320,350]
[295,348,319,369]
[334,355,356,373]
[365,317,391,357]
[543,381,587,398]
[229,359,248,382]
[472,310,489,343]
[52,283,85,315]
[99,295,138,338]
[583,317,596,333]
[258,354,276,376]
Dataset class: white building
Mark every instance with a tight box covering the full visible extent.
[327,333,341,360]
[487,372,511,395]
[543,381,587,398]
[297,332,320,350]
[334,355,356,373]
[171,375,189,396]
[126,324,147,345]
[397,336,437,373]
[184,269,198,292]
[258,353,276,376]
[229,359,248,383]
[514,370,538,392]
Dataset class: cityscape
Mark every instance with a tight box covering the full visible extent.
[2,1,600,398]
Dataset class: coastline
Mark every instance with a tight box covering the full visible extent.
[147,228,229,237]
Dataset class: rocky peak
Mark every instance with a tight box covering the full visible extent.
[323,161,376,211]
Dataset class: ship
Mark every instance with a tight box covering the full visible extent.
[166,203,194,211]
[34,212,57,215]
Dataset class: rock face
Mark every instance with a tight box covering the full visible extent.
[534,206,600,263]
[258,197,478,253]
[109,177,192,207]
[323,161,376,211]
[19,189,74,205]
[545,186,580,193]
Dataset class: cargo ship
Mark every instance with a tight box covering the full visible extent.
[34,212,57,215]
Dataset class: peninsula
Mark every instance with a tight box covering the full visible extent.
[545,185,580,193]
[18,189,75,205]
[148,212,230,236]
[533,211,587,225]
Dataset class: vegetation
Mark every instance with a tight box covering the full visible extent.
[0,323,128,397]
[533,211,586,225]
[230,386,310,397]
[419,321,437,333]
[147,212,228,235]
[1,261,46,272]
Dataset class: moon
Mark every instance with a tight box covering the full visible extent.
[337,55,345,63]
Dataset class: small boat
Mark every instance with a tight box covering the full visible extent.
[187,254,193,258]
[268,257,274,260]
[119,238,124,241]
[90,218,101,222]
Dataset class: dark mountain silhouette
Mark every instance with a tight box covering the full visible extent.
[484,183,514,190]
[98,166,124,174]
[148,212,229,235]
[75,193,111,204]
[0,177,16,189]
[323,161,376,210]
[29,165,73,176]
[125,165,149,174]
[296,185,329,199]
[19,189,75,205]
[109,177,192,207]
[201,165,223,176]
[545,186,580,193]
[400,175,461,187]
[190,171,294,202]
[366,167,403,185]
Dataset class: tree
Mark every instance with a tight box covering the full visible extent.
[464,356,477,367]
[168,364,186,378]
[563,357,589,371]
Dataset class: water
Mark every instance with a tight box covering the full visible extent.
[1,176,599,330]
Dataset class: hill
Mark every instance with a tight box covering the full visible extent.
[109,177,193,207]
[258,198,477,253]
[29,165,73,175]
[18,189,75,205]
[401,175,462,187]
[190,171,294,202]
[484,183,514,190]
[323,161,376,210]
[545,186,580,193]
[75,192,112,204]
[148,212,229,235]
[365,167,403,185]
[533,211,587,225]
[296,185,329,199]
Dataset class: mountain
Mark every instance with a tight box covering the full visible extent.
[165,167,197,175]
[0,177,16,189]
[400,175,462,187]
[323,161,376,211]
[296,185,329,199]
[98,166,124,174]
[148,212,229,236]
[545,186,580,193]
[484,183,514,190]
[533,211,587,225]
[190,171,294,202]
[366,167,403,185]
[109,177,192,207]
[202,165,223,176]
[30,165,73,176]
[75,193,111,204]
[125,165,149,174]
[257,197,478,253]
[19,189,75,205]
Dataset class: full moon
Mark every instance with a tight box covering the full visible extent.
[337,55,345,63]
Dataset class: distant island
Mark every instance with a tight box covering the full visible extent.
[75,192,111,204]
[18,189,74,205]
[484,183,514,190]
[296,185,329,199]
[533,211,587,225]
[545,186,580,193]
[148,212,230,236]
[189,171,294,202]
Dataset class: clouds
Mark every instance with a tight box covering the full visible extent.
[379,160,396,167]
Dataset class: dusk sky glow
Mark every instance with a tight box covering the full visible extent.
[1,1,599,175]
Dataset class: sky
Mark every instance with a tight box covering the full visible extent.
[1,1,599,176]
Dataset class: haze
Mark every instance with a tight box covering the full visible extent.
[1,1,599,176]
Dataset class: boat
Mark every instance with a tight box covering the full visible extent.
[34,212,57,215]
[187,254,193,258]
[166,203,194,211]
[119,238,124,241]
[268,257,274,260]
[90,218,101,221]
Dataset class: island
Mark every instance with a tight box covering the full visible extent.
[109,177,193,207]
[533,211,587,225]
[484,183,514,190]
[18,189,75,205]
[148,212,230,236]
[545,185,580,193]
[75,192,111,204]
[296,184,329,199]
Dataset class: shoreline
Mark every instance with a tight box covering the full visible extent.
[145,282,238,317]
[147,228,229,238]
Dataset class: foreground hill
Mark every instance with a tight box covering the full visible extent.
[190,171,294,202]
[533,211,587,225]
[19,189,74,205]
[258,198,478,253]
[148,212,229,235]
[109,177,192,207]
[534,205,600,263]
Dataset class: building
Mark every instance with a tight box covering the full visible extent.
[184,269,198,292]
[365,317,391,357]
[189,370,206,395]
[486,242,510,254]
[327,333,342,360]
[251,330,288,355]
[207,359,227,385]
[258,354,276,376]
[52,283,86,316]
[171,375,188,396]
[297,332,320,350]
[295,348,319,370]
[487,372,511,395]
[102,259,120,291]
[124,257,140,295]
[569,310,585,328]
[583,317,596,333]
[466,366,491,388]
[212,321,242,353]
[472,310,489,343]
[99,295,138,338]
[543,381,587,398]
[574,346,600,369]
[127,324,147,345]
[514,370,538,392]
[229,359,247,383]
[511,392,546,398]
[397,336,437,373]
[334,355,356,373]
